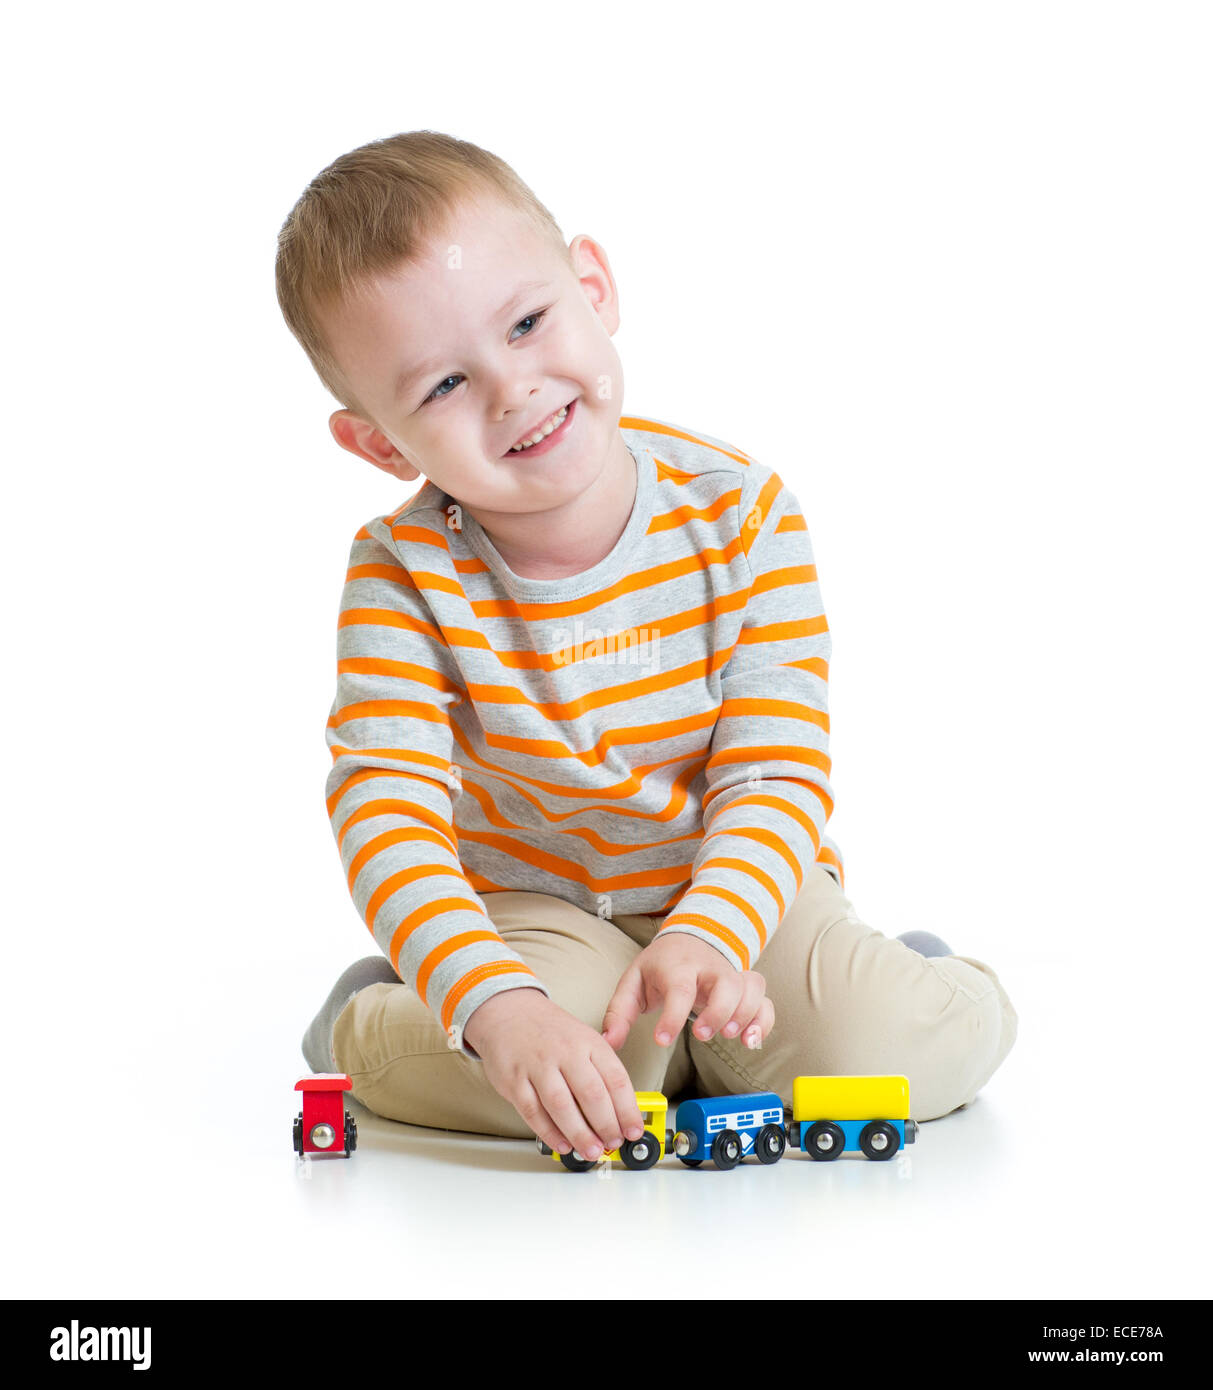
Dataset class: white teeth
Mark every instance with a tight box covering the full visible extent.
[509,405,568,451]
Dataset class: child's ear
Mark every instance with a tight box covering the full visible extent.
[568,233,620,336]
[329,410,421,482]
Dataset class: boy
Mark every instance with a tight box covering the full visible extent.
[277,131,1017,1163]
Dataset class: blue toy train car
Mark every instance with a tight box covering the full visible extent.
[672,1091,787,1168]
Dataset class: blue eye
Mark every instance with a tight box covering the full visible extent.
[425,375,461,403]
[510,308,547,339]
[420,308,549,405]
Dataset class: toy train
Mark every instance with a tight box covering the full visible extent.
[293,1074,358,1158]
[536,1075,918,1171]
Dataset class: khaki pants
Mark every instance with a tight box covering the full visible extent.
[332,866,1018,1132]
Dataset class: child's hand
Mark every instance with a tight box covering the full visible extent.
[462,989,645,1160]
[601,932,774,1053]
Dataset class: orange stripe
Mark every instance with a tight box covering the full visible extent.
[385,894,490,969]
[674,881,768,952]
[441,962,536,1031]
[416,930,506,1004]
[395,592,746,671]
[338,605,443,642]
[658,912,750,969]
[327,743,452,777]
[618,416,756,468]
[389,524,451,551]
[455,543,750,622]
[740,473,786,557]
[694,854,786,930]
[443,705,716,794]
[736,615,829,646]
[347,562,409,584]
[326,766,449,820]
[649,490,740,534]
[706,744,832,779]
[751,562,817,594]
[699,821,815,887]
[323,756,452,811]
[452,763,705,846]
[348,825,459,886]
[719,697,829,732]
[817,845,845,890]
[452,827,696,898]
[457,633,730,700]
[339,803,458,858]
[707,790,827,853]
[327,698,452,731]
[794,657,829,680]
[335,656,460,693]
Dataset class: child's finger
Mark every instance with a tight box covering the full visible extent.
[653,981,697,1046]
[593,1045,647,1142]
[690,974,743,1040]
[600,965,643,1049]
[719,973,769,1040]
[741,997,775,1049]
[536,1073,606,1162]
[514,1079,572,1156]
[563,1058,628,1153]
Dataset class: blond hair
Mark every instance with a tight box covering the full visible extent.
[275,130,568,420]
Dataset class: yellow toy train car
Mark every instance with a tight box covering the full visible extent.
[536,1091,672,1171]
[788,1074,917,1160]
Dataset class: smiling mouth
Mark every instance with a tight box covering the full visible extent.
[505,399,575,454]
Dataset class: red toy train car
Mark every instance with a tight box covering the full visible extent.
[293,1074,357,1158]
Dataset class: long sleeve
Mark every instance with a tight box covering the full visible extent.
[657,468,838,970]
[323,521,549,1056]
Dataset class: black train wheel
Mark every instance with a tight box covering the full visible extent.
[293,1114,303,1156]
[344,1113,358,1156]
[754,1123,786,1164]
[804,1121,845,1161]
[559,1151,598,1173]
[620,1134,660,1170]
[711,1130,742,1170]
[859,1121,900,1161]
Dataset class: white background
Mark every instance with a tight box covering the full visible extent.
[2,1,1209,1303]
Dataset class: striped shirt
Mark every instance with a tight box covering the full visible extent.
[324,414,842,1055]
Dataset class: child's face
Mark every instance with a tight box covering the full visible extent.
[322,194,630,529]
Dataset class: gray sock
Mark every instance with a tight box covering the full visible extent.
[301,955,401,1073]
[896,930,953,958]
